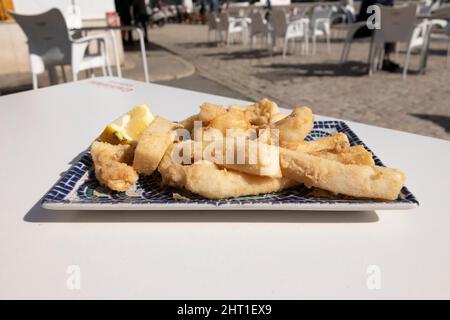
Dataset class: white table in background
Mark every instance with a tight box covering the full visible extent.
[0,77,449,299]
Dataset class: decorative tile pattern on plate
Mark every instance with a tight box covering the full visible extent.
[42,121,419,210]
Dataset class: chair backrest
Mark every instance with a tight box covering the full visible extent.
[271,9,288,37]
[310,6,333,29]
[418,0,440,15]
[430,0,442,13]
[10,8,72,65]
[343,6,356,23]
[311,6,333,21]
[374,4,417,43]
[432,4,450,19]
[410,19,429,45]
[250,11,265,35]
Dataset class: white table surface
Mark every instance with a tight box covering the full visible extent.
[1,77,449,299]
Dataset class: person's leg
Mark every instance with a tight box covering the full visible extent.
[353,25,372,39]
[141,16,149,43]
[384,42,396,59]
[382,42,400,72]
[137,16,148,42]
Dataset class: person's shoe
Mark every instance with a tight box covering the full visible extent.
[382,59,400,72]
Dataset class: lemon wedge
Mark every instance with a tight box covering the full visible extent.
[98,104,154,145]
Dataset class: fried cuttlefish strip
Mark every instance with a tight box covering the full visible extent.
[296,133,350,153]
[199,103,227,123]
[229,98,280,126]
[312,145,375,166]
[91,141,138,192]
[271,106,314,149]
[158,142,188,188]
[184,161,299,199]
[270,112,288,123]
[133,116,180,175]
[207,109,251,136]
[294,133,374,166]
[179,114,199,132]
[158,141,297,199]
[280,148,405,200]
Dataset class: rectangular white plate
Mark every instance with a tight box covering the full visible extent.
[42,121,419,211]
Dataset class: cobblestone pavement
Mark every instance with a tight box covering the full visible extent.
[150,25,450,140]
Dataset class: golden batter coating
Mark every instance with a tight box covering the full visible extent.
[133,116,180,175]
[91,141,138,192]
[296,132,350,153]
[184,161,298,199]
[272,107,314,149]
[280,148,405,200]
[311,145,375,166]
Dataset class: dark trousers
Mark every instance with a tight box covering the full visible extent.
[354,25,396,54]
[136,14,149,42]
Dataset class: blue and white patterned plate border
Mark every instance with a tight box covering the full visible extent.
[42,121,419,211]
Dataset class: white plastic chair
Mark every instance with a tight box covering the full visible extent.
[429,19,450,66]
[248,11,269,48]
[369,4,417,77]
[339,21,368,63]
[417,0,441,15]
[310,6,334,55]
[331,5,356,39]
[217,12,245,46]
[403,20,431,78]
[11,8,111,89]
[270,9,309,58]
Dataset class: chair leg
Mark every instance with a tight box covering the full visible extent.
[326,32,331,54]
[446,40,450,67]
[48,66,58,85]
[368,42,376,76]
[283,37,289,58]
[403,47,412,79]
[60,65,67,82]
[102,40,111,76]
[312,33,316,55]
[32,73,38,90]
[305,29,309,55]
[378,45,384,70]
[377,46,384,71]
[374,45,381,74]
[340,40,351,63]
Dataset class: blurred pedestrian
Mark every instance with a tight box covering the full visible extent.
[264,0,272,20]
[208,0,220,13]
[115,0,133,44]
[354,0,399,72]
[133,0,150,43]
[199,0,206,24]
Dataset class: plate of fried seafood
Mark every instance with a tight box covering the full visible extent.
[42,99,418,210]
